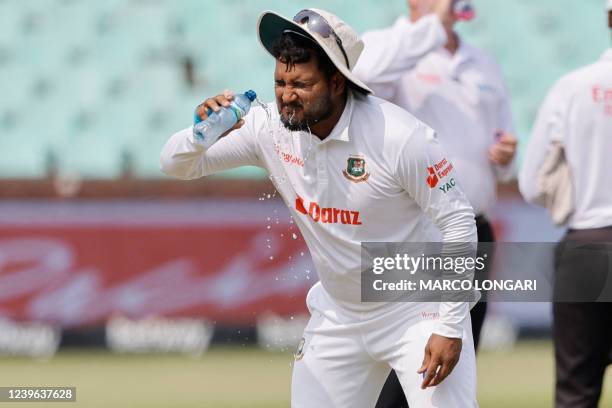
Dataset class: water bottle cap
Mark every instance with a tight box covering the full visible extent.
[245,90,257,102]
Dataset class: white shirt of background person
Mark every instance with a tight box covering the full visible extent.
[355,0,518,217]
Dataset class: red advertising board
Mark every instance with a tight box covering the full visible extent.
[0,200,313,328]
[0,196,564,329]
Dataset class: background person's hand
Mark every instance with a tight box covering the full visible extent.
[433,0,456,27]
[489,131,518,166]
[417,334,462,389]
[195,89,245,137]
[407,0,455,27]
[408,0,436,17]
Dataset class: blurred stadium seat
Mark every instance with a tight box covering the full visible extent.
[0,0,607,180]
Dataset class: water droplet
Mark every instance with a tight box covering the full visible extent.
[300,252,304,256]
[266,225,271,230]
[292,233,298,240]
[269,256,274,260]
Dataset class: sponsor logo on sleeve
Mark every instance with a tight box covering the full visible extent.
[426,167,439,188]
[426,158,456,193]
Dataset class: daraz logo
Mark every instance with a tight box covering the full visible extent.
[295,196,362,225]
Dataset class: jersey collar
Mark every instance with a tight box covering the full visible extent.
[320,91,354,144]
[434,35,475,73]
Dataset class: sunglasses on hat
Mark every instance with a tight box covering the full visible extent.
[293,9,351,69]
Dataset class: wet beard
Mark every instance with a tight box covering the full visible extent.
[279,93,334,132]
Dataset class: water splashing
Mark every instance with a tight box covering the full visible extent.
[288,110,296,126]
[255,97,272,122]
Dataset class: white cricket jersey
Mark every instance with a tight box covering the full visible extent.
[355,17,516,216]
[160,92,477,338]
[520,49,612,230]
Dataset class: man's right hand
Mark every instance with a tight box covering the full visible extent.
[195,89,245,137]
[417,333,462,389]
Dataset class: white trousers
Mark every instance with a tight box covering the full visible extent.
[291,284,478,408]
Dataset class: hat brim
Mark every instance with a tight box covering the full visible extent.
[257,10,373,95]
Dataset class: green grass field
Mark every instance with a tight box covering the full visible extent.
[0,341,611,407]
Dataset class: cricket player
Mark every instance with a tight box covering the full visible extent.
[161,4,479,407]
[353,2,518,405]
[519,2,612,406]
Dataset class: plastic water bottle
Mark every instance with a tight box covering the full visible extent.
[193,90,257,148]
[453,0,475,21]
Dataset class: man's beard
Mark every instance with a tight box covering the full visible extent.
[279,93,334,132]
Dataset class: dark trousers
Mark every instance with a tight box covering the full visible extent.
[375,217,495,408]
[553,227,612,408]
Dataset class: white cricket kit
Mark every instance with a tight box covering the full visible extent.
[355,17,516,216]
[161,92,478,407]
[161,93,477,406]
[520,49,612,229]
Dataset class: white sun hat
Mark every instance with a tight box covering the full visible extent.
[257,8,373,94]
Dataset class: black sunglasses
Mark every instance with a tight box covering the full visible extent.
[293,9,350,69]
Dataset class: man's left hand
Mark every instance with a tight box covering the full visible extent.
[417,334,462,389]
[489,131,518,166]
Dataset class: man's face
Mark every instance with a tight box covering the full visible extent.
[274,55,335,132]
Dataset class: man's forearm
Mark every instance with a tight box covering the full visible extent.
[355,15,447,88]
[160,127,206,180]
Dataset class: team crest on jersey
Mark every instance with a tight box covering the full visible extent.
[342,155,370,183]
[294,337,306,361]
